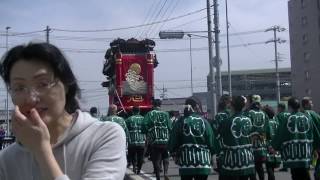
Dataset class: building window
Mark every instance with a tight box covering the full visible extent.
[302,16,308,26]
[305,70,310,80]
[302,34,308,45]
[304,52,311,61]
[301,0,306,9]
[306,88,312,95]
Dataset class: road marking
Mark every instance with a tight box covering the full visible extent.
[139,170,156,180]
[126,168,156,180]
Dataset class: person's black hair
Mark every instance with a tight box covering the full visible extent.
[168,111,175,117]
[184,97,203,117]
[231,96,246,112]
[251,102,261,110]
[0,42,81,113]
[218,94,231,112]
[263,105,275,119]
[132,106,140,114]
[152,99,162,107]
[277,103,286,111]
[90,107,98,115]
[288,97,300,111]
[247,94,253,104]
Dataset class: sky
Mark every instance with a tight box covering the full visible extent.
[0,0,290,114]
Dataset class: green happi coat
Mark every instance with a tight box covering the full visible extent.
[143,109,172,145]
[266,117,281,164]
[219,113,255,176]
[168,113,215,175]
[126,114,145,147]
[247,109,269,161]
[275,112,291,128]
[272,111,314,168]
[103,115,130,143]
[303,110,320,148]
[211,109,231,154]
[211,109,231,135]
[267,117,279,145]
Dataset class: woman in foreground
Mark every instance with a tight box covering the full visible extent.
[0,42,126,180]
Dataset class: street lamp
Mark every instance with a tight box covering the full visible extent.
[5,26,11,136]
[158,0,219,118]
[265,25,286,104]
[158,31,195,96]
[159,30,217,116]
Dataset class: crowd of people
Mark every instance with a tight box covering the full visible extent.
[100,94,320,180]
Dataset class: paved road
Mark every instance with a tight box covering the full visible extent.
[126,159,316,180]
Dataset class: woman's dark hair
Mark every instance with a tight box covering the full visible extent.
[0,42,81,113]
[263,105,275,119]
[231,96,246,112]
[288,97,300,111]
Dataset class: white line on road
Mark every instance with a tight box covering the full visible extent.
[126,168,156,180]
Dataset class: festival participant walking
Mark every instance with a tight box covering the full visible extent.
[301,97,320,180]
[275,103,290,128]
[247,95,269,180]
[219,96,255,180]
[103,104,129,143]
[125,106,146,174]
[210,94,231,173]
[143,99,171,180]
[272,97,314,180]
[168,98,215,180]
[263,105,280,180]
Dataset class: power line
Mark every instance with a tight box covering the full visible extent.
[146,0,174,38]
[156,0,182,34]
[145,0,169,37]
[58,40,269,54]
[168,15,208,29]
[51,7,207,33]
[136,0,163,38]
[0,30,45,36]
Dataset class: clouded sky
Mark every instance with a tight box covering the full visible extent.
[0,0,290,113]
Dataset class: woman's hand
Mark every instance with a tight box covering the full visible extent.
[12,106,65,179]
[12,105,51,154]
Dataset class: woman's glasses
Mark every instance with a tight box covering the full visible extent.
[9,79,58,101]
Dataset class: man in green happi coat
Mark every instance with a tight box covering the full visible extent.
[143,99,171,180]
[218,96,255,180]
[168,97,216,180]
[272,97,314,180]
[126,106,145,174]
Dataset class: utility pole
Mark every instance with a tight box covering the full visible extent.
[5,26,10,136]
[187,34,194,95]
[265,25,286,104]
[206,0,217,117]
[46,26,51,43]
[160,85,167,100]
[213,0,222,100]
[225,0,232,96]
